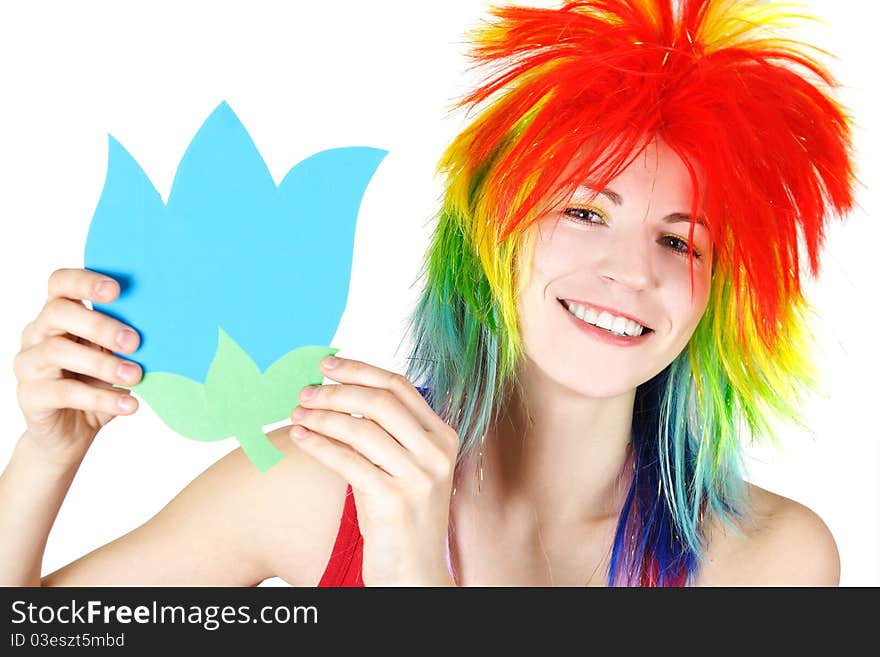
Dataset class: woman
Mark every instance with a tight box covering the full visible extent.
[1,0,855,586]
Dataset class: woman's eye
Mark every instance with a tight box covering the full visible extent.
[564,207,606,225]
[660,235,701,259]
[563,209,704,259]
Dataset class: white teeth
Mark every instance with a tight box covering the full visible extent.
[610,316,628,335]
[624,319,643,337]
[596,311,614,330]
[563,300,647,337]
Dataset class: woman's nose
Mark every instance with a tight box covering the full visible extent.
[596,232,655,290]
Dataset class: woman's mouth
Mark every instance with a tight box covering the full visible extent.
[558,298,654,341]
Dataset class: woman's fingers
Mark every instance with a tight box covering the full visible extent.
[291,407,419,479]
[313,359,458,463]
[12,268,142,454]
[321,357,451,436]
[21,268,138,353]
[291,426,391,494]
[14,334,142,387]
[298,381,451,475]
[47,267,119,307]
[18,377,138,417]
[23,296,140,355]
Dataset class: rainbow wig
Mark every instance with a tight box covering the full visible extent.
[403,0,856,586]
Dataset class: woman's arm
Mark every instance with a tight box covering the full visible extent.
[0,432,86,585]
[37,444,274,587]
[2,426,340,587]
[0,428,276,586]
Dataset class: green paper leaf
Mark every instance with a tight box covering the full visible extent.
[258,345,340,423]
[204,327,263,421]
[132,372,224,441]
[129,327,341,473]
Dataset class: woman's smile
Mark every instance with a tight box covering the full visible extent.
[558,298,652,334]
[557,298,655,347]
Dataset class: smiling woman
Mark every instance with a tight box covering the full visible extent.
[397,0,855,586]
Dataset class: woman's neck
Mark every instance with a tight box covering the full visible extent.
[454,361,636,530]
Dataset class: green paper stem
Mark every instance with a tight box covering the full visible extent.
[236,427,285,473]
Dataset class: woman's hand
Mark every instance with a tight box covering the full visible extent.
[13,268,143,466]
[289,356,459,586]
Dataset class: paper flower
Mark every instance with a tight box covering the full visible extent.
[84,101,387,471]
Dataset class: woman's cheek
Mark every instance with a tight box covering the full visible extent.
[663,256,712,328]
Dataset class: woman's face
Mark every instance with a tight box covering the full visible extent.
[516,138,714,398]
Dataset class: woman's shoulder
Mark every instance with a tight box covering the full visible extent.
[201,425,351,586]
[695,482,840,586]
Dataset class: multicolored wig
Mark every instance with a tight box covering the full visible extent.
[403,0,856,585]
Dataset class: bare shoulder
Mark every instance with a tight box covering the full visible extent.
[695,482,840,586]
[185,425,350,587]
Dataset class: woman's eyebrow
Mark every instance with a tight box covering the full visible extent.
[664,212,706,227]
[578,184,706,226]
[579,184,623,206]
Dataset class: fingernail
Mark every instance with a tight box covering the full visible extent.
[117,362,139,382]
[116,329,137,350]
[300,386,317,401]
[291,406,306,420]
[95,279,115,298]
[117,396,135,412]
[292,425,308,439]
[322,356,339,369]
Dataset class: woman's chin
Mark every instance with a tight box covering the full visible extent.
[541,367,645,400]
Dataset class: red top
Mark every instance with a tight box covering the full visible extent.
[317,484,364,587]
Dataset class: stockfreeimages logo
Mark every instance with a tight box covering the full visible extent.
[11,599,318,631]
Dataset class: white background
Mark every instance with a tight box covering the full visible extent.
[0,1,876,586]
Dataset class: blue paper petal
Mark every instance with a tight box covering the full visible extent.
[85,101,387,381]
